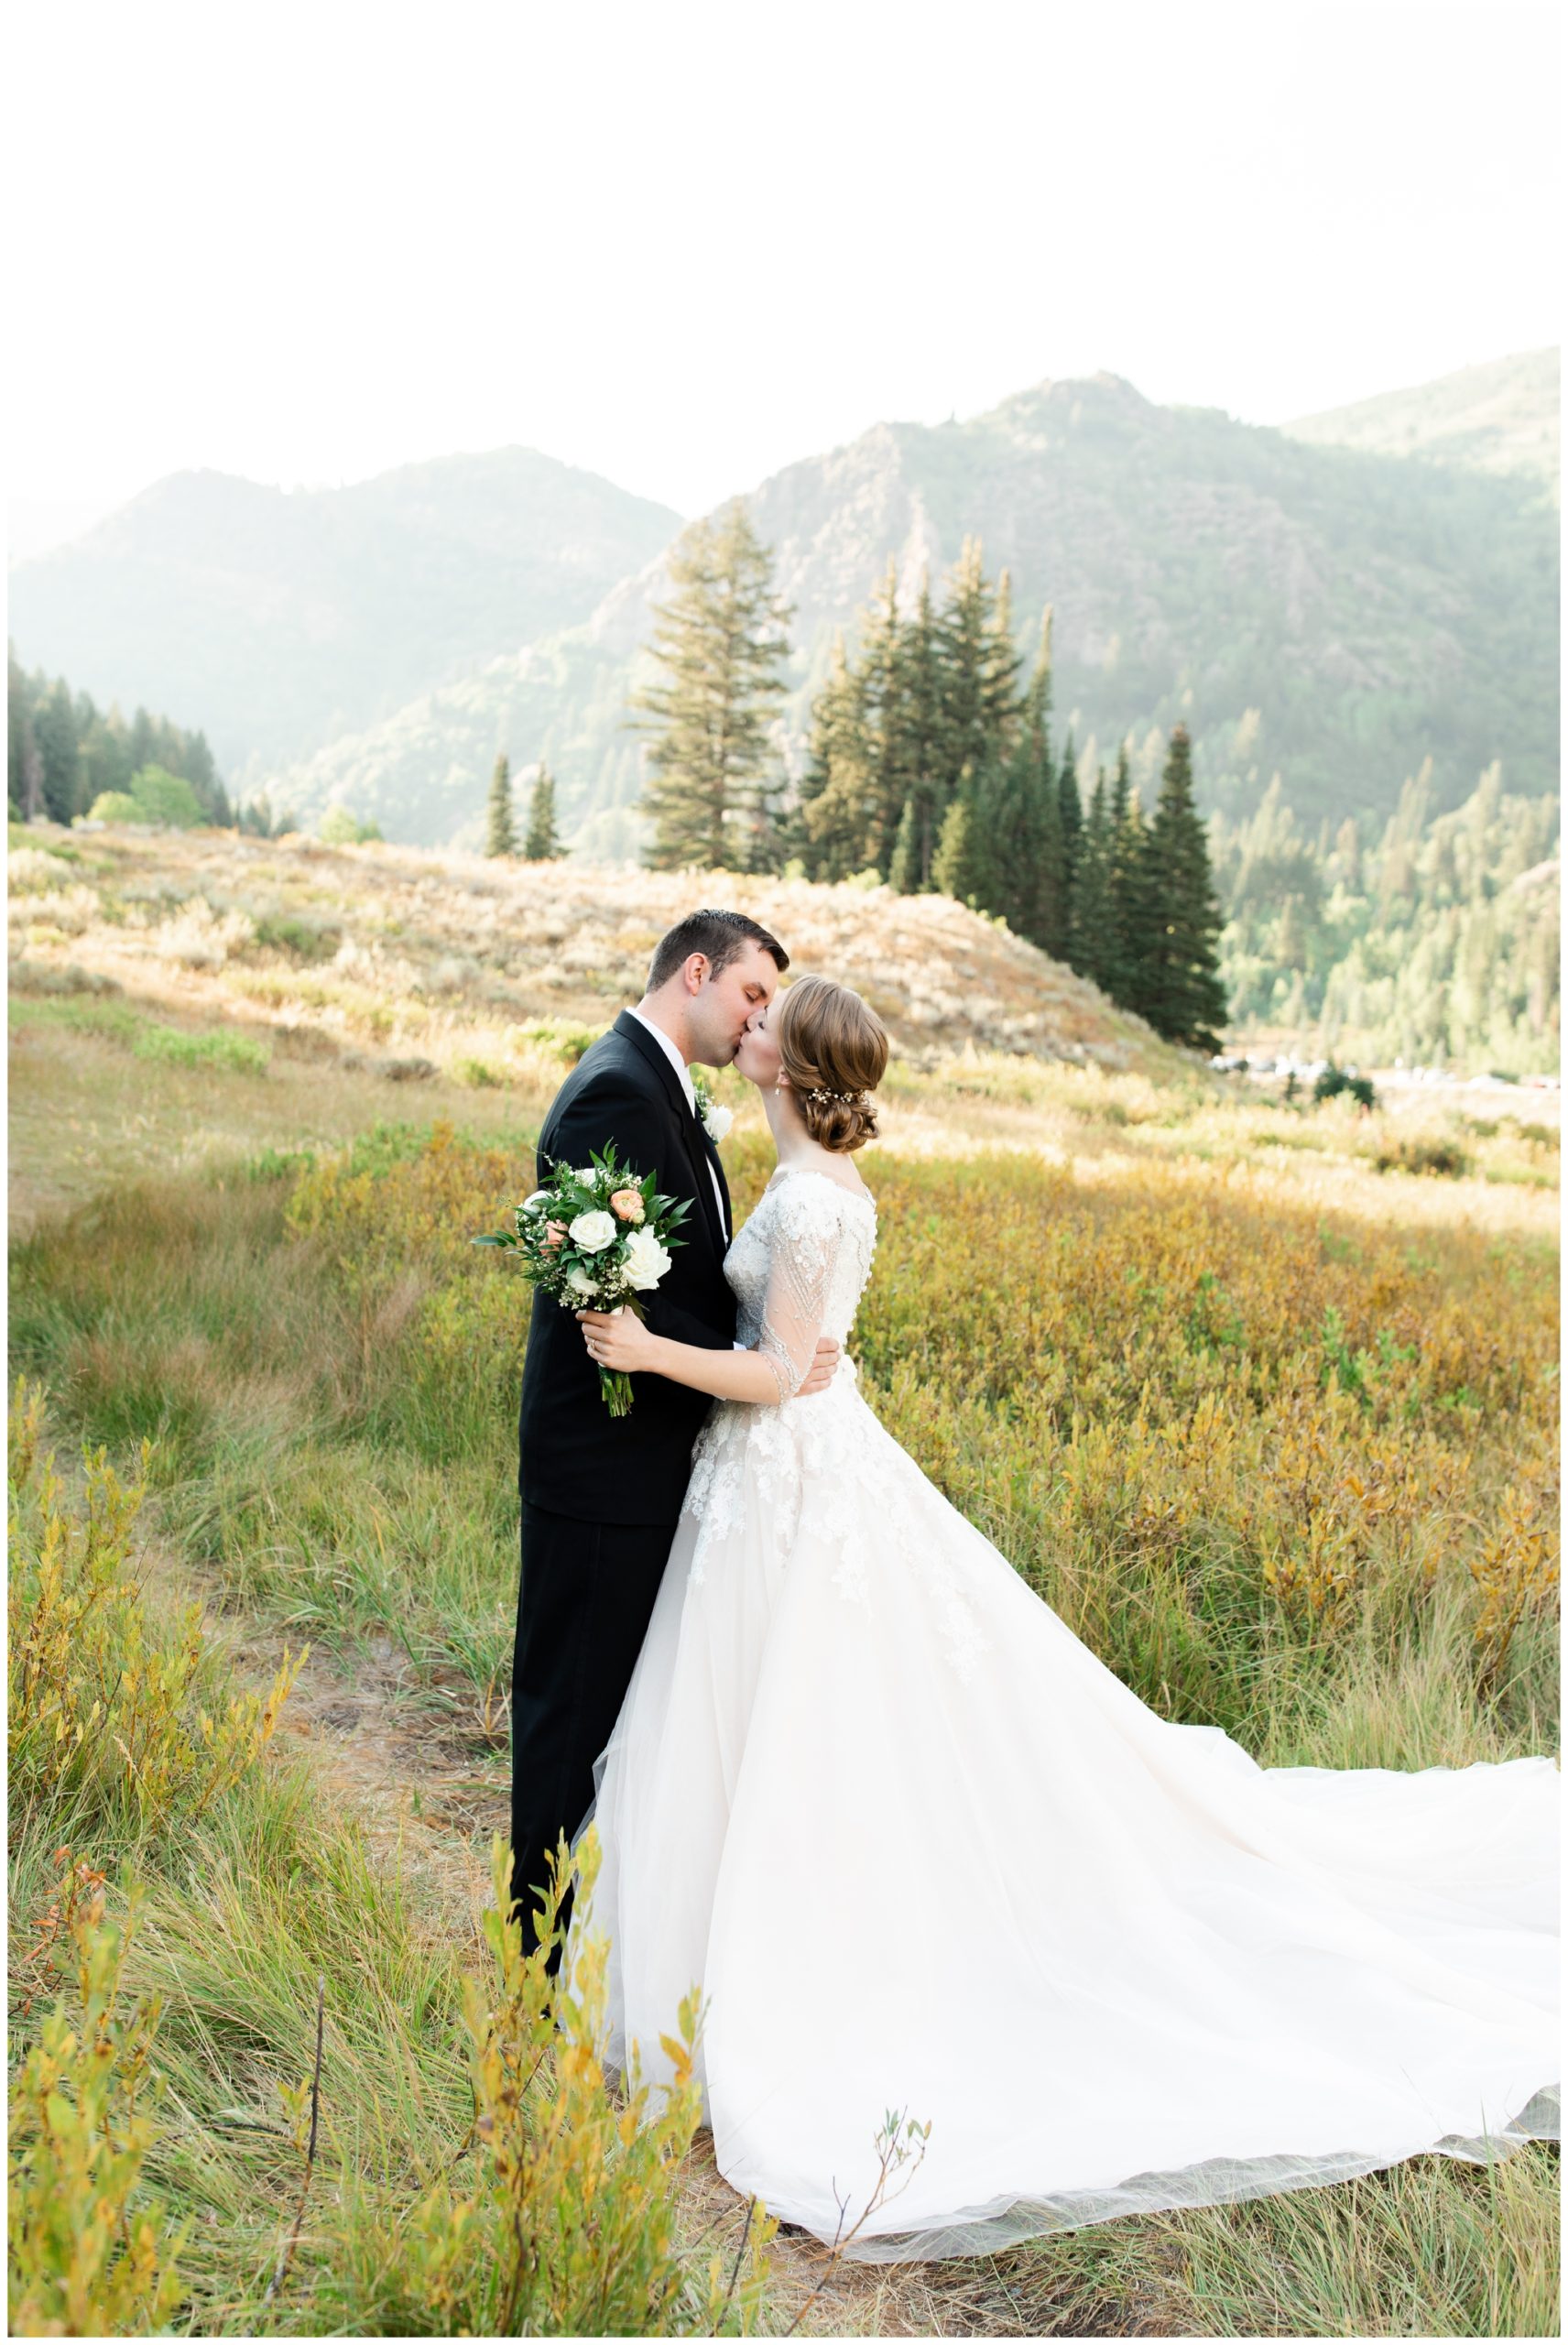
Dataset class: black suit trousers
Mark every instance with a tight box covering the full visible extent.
[509,1500,672,1958]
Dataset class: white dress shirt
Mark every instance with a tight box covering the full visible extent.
[625,1006,728,1240]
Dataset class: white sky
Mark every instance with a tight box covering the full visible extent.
[6,0,1562,523]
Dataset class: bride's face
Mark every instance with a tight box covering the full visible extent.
[733,1000,783,1091]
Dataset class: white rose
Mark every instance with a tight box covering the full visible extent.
[569,1209,617,1252]
[622,1227,673,1292]
[702,1102,734,1144]
[520,1189,552,1215]
[565,1263,600,1298]
[572,1167,595,1185]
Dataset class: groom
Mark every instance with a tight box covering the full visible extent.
[511,908,841,1954]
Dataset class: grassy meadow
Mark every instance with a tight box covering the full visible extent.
[7,821,1561,2337]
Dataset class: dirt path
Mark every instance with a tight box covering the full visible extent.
[147,1543,1178,2337]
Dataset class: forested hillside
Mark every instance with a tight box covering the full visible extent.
[262,370,1558,850]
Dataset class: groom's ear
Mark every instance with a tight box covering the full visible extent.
[681,953,711,996]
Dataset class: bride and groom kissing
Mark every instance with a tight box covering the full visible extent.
[510,908,1557,2262]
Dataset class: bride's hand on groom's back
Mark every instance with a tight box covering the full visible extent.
[577,1313,843,1396]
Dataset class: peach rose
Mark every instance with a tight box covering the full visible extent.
[541,1220,569,1249]
[609,1188,646,1224]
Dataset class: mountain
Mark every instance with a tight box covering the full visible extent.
[265,369,1559,847]
[6,449,681,778]
[1283,348,1559,502]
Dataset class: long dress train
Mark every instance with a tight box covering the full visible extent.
[573,1164,1558,2261]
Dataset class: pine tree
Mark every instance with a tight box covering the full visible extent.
[1115,783,1163,1027]
[485,751,517,856]
[858,558,910,874]
[1144,725,1228,1050]
[981,568,1024,760]
[797,636,877,882]
[33,681,82,823]
[632,499,793,869]
[1057,733,1083,955]
[935,538,994,799]
[1102,741,1136,1004]
[932,762,998,908]
[1013,611,1066,957]
[887,795,920,894]
[932,794,975,904]
[524,763,561,861]
[1072,768,1118,994]
[896,571,944,887]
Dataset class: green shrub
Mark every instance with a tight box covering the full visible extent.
[390,1829,775,2336]
[7,1863,188,2337]
[319,807,383,846]
[7,1380,303,1854]
[86,791,143,824]
[1376,1136,1473,1179]
[254,912,343,962]
[132,1025,270,1074]
[1313,1064,1377,1110]
[518,1018,603,1066]
[128,767,205,830]
[452,1055,506,1088]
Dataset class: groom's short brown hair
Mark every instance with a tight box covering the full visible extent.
[648,909,789,992]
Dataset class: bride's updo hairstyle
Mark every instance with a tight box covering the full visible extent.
[776,975,889,1153]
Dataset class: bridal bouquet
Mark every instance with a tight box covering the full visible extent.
[473,1144,691,1416]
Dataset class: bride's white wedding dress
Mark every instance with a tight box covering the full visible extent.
[576,1165,1558,2260]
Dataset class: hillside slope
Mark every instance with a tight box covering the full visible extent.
[266,370,1559,848]
[1284,347,1559,501]
[7,450,681,777]
[7,824,1178,1080]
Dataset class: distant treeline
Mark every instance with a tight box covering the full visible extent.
[633,510,1227,1053]
[1216,763,1560,1074]
[6,648,287,835]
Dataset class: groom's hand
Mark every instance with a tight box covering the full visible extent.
[797,1336,842,1398]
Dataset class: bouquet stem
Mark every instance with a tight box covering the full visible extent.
[598,1366,635,1417]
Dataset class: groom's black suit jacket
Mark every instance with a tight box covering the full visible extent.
[517,1009,736,1527]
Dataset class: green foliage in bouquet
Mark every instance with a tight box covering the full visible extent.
[474,1143,692,1415]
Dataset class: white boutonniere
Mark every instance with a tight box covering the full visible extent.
[691,1074,733,1146]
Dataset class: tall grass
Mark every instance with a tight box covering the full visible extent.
[6,1390,779,2334]
[7,1107,1559,2336]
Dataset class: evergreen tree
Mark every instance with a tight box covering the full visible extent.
[887,795,920,895]
[524,763,561,861]
[797,635,877,882]
[33,681,82,823]
[932,793,975,904]
[895,571,944,887]
[1012,610,1066,956]
[932,762,999,908]
[1144,725,1228,1049]
[632,499,792,870]
[485,751,517,856]
[1101,741,1136,1003]
[857,558,911,874]
[981,568,1025,760]
[1057,732,1083,952]
[1072,768,1118,994]
[935,538,994,797]
[1115,784,1163,1027]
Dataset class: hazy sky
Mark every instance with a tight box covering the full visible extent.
[7,0,1562,527]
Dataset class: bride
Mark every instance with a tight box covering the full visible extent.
[571,974,1558,2262]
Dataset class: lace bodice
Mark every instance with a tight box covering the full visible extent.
[725,1165,877,1405]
